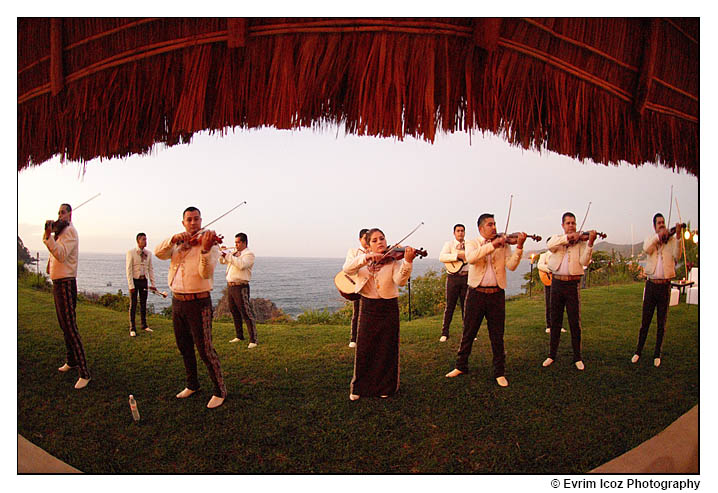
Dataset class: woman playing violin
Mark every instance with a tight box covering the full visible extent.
[342,228,416,400]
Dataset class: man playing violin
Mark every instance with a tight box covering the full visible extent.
[542,212,596,371]
[446,214,525,387]
[154,207,226,409]
[43,203,91,390]
[342,228,369,348]
[220,232,258,348]
[631,214,683,368]
[126,232,157,337]
[438,224,469,342]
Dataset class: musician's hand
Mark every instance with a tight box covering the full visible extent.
[588,230,597,246]
[517,232,527,249]
[365,252,383,264]
[150,285,157,291]
[404,246,416,263]
[43,220,52,240]
[457,251,466,261]
[491,235,506,248]
[201,230,217,252]
[172,232,191,244]
[130,289,136,296]
[658,229,670,243]
[567,232,580,244]
[675,223,683,236]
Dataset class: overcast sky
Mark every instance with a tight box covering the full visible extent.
[17,126,698,258]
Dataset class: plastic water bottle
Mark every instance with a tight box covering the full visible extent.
[129,394,140,422]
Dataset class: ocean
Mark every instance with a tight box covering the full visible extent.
[30,252,532,317]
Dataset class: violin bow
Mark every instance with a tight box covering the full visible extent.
[379,221,424,261]
[674,197,690,281]
[504,194,514,235]
[73,192,101,211]
[578,201,592,233]
[190,201,247,240]
[667,185,674,226]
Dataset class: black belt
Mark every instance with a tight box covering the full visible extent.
[173,291,210,301]
[52,277,75,283]
[553,274,583,281]
[473,286,502,294]
[648,279,671,285]
[228,281,249,287]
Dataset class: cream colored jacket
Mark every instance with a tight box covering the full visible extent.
[342,247,365,272]
[537,251,551,273]
[126,247,156,289]
[43,223,79,280]
[643,234,682,279]
[465,235,523,289]
[547,234,592,275]
[154,237,220,294]
[343,253,413,299]
[219,248,255,283]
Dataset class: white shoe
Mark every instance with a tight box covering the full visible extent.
[445,369,464,378]
[349,393,360,401]
[58,363,76,372]
[380,395,389,399]
[348,341,357,348]
[561,328,567,333]
[545,328,551,333]
[439,336,447,342]
[229,338,241,343]
[247,342,258,349]
[496,376,509,387]
[144,327,153,332]
[654,358,661,367]
[130,331,136,337]
[74,377,90,389]
[542,357,554,367]
[575,361,585,371]
[176,388,196,399]
[631,354,640,364]
[207,396,225,409]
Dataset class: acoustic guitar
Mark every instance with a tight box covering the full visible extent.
[539,270,552,287]
[444,260,466,274]
[334,271,362,301]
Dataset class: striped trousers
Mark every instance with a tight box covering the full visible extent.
[52,278,90,379]
[172,296,226,398]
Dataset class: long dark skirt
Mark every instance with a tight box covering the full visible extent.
[350,296,400,397]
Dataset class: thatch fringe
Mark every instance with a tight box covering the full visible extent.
[17,18,698,176]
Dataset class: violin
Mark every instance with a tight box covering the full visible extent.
[662,223,686,243]
[370,246,428,266]
[177,229,224,249]
[492,233,542,244]
[45,219,70,239]
[568,231,607,244]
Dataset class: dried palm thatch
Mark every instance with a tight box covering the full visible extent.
[17,18,698,176]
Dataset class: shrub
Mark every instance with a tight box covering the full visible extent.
[398,268,446,321]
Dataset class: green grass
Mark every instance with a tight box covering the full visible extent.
[17,281,698,473]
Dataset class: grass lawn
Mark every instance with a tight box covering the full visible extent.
[17,281,698,473]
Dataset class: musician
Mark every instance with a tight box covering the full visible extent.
[43,203,91,389]
[438,224,469,342]
[631,214,683,367]
[446,214,525,387]
[342,228,369,348]
[537,244,566,334]
[542,212,596,370]
[220,233,258,348]
[154,206,226,409]
[126,232,156,337]
[343,228,415,400]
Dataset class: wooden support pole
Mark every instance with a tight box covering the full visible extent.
[472,18,502,53]
[634,18,659,116]
[50,18,64,96]
[227,18,248,48]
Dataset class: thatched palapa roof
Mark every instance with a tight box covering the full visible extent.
[18,18,699,176]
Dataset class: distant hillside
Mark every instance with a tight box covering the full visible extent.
[17,236,36,264]
[594,241,644,259]
[525,240,644,259]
